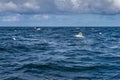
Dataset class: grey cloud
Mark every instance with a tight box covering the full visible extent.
[0,0,120,14]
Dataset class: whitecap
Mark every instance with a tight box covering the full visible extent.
[99,32,102,35]
[109,45,119,49]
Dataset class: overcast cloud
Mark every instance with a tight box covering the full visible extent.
[0,0,120,14]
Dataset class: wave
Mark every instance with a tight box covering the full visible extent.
[0,27,120,80]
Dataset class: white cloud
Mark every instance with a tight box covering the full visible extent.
[1,14,20,22]
[113,0,120,9]
[23,2,40,10]
[0,0,120,14]
[0,1,18,12]
[42,15,50,19]
[32,14,50,20]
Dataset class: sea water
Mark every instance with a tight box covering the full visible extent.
[0,27,120,80]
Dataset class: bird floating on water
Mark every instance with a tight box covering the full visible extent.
[12,36,16,40]
[75,32,84,38]
[37,28,41,31]
[35,27,41,31]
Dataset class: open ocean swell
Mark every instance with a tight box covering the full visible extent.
[0,27,120,80]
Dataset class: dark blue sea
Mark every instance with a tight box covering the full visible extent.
[0,27,120,80]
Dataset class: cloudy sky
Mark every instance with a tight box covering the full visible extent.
[0,0,120,26]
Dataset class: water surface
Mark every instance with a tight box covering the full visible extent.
[0,27,120,80]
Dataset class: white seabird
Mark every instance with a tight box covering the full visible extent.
[36,28,41,31]
[12,36,16,40]
[75,32,84,38]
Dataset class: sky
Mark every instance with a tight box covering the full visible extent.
[0,0,120,26]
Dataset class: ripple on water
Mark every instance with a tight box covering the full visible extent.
[0,27,120,80]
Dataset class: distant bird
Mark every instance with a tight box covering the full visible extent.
[34,27,41,31]
[35,27,41,31]
[75,32,84,38]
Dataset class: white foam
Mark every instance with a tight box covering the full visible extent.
[99,32,102,35]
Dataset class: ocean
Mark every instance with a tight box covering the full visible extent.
[0,27,120,80]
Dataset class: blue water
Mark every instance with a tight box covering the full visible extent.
[0,27,120,80]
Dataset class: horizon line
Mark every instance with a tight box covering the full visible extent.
[0,26,120,27]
